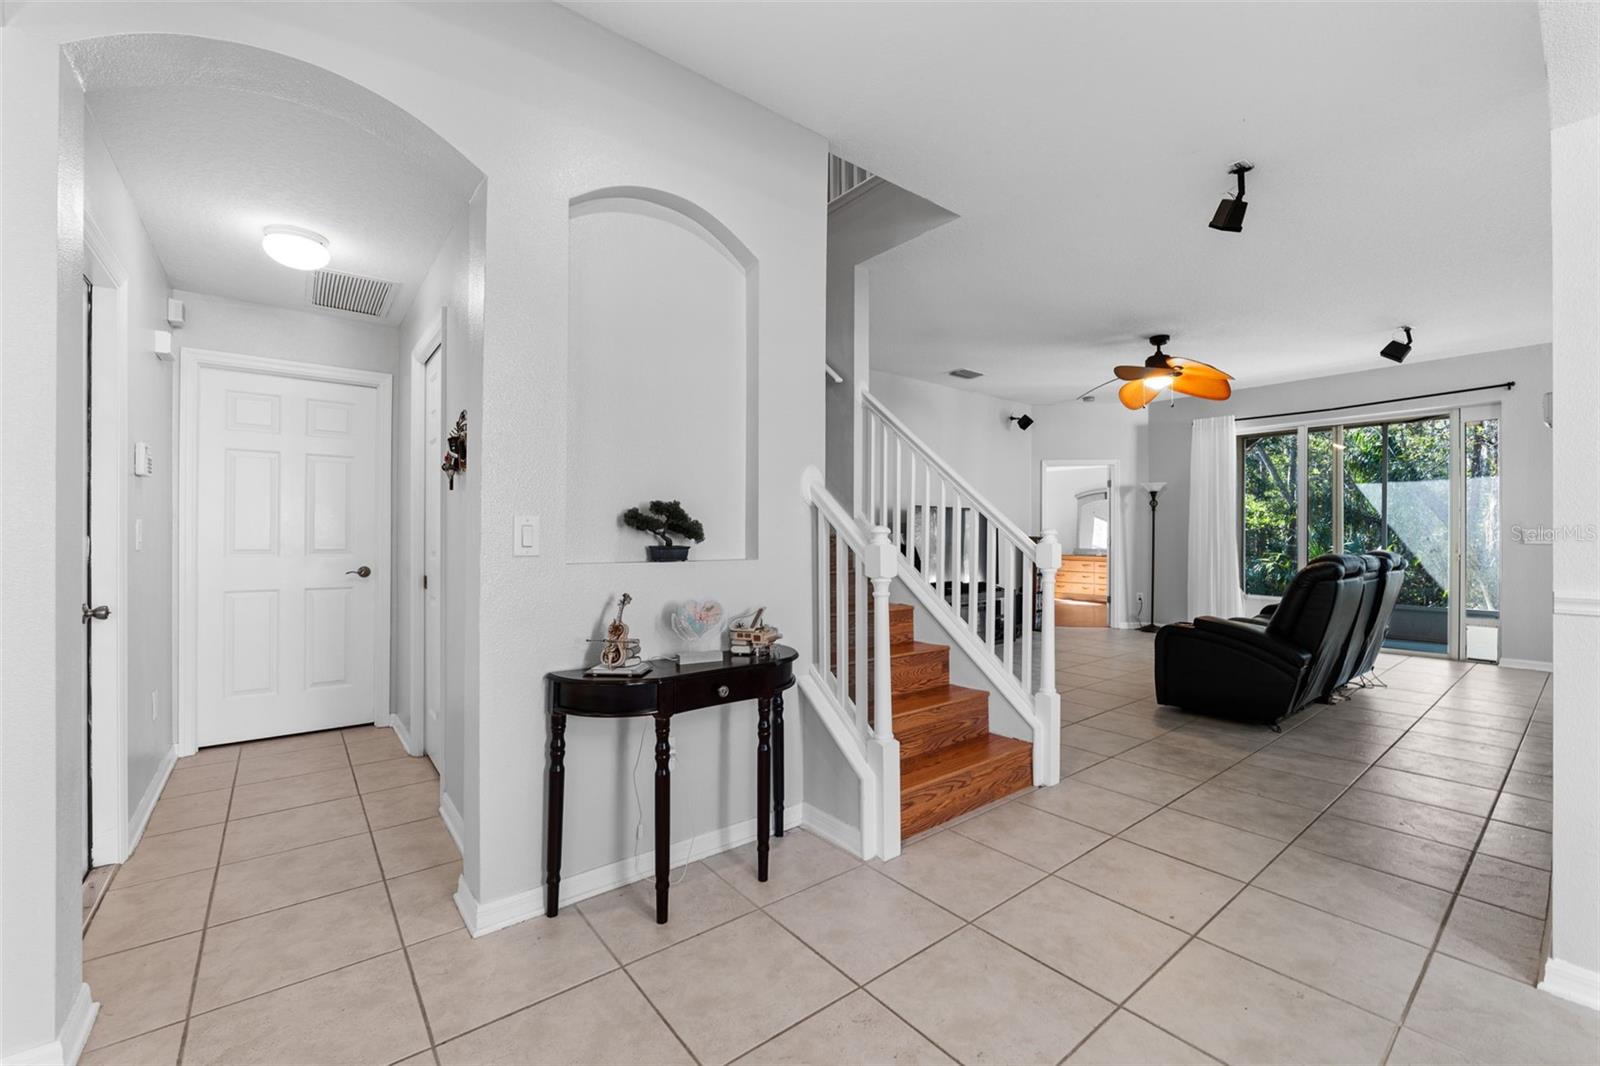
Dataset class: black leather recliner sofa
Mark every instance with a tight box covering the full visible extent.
[1347,550,1407,683]
[1154,554,1366,725]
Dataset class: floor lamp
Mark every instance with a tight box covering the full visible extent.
[1139,482,1167,633]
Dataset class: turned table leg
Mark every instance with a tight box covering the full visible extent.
[654,713,671,924]
[772,690,785,838]
[757,697,771,882]
[545,710,567,918]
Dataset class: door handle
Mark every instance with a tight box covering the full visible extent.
[346,566,373,578]
[82,603,111,623]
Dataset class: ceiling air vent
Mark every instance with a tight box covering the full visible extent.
[309,270,395,317]
[948,368,984,380]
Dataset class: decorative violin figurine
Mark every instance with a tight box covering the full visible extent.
[587,593,646,674]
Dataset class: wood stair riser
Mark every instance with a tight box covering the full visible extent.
[893,687,989,759]
[900,736,1034,837]
[890,643,949,697]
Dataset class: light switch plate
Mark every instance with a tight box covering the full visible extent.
[513,515,540,556]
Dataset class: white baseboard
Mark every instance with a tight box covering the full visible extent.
[390,713,423,758]
[124,746,179,861]
[454,802,804,938]
[799,802,862,857]
[1498,658,1555,674]
[438,790,464,855]
[2,982,98,1066]
[1540,957,1600,1010]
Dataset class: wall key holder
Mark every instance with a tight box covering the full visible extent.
[442,410,468,489]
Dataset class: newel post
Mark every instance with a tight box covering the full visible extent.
[1035,530,1063,785]
[864,524,901,858]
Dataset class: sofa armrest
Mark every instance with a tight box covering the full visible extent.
[1192,616,1311,671]
[1258,602,1280,618]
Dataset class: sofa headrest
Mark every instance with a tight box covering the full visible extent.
[1370,549,1407,573]
[1308,552,1366,578]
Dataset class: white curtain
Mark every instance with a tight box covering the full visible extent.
[1188,415,1244,619]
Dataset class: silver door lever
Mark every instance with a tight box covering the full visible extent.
[346,566,373,578]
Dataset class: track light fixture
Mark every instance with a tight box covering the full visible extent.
[1380,326,1414,363]
[1009,414,1035,431]
[1209,162,1254,233]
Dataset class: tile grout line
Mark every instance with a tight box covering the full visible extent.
[345,731,445,1064]
[173,745,244,1065]
[1380,668,1552,1064]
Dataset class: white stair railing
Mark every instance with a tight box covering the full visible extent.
[861,392,1063,785]
[800,466,901,859]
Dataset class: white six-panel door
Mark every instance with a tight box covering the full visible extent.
[194,365,384,746]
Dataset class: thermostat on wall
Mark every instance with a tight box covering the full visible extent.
[133,442,153,477]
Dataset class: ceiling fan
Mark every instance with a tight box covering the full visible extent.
[1111,334,1234,410]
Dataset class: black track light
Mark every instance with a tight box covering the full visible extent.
[1380,326,1414,363]
[1209,162,1254,233]
[1009,414,1035,431]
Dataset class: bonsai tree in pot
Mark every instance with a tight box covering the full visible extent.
[622,499,705,561]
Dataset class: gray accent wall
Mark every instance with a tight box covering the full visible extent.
[1146,345,1554,664]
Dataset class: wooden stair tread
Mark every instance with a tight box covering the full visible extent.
[890,640,945,659]
[893,684,990,760]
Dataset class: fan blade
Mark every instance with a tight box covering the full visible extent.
[1171,358,1233,380]
[1118,379,1162,410]
[1115,365,1167,380]
[1173,374,1232,401]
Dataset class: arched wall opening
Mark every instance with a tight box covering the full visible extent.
[566,187,760,563]
[57,28,487,925]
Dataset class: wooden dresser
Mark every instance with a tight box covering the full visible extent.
[1055,554,1108,603]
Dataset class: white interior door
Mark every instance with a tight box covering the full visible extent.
[195,366,383,745]
[422,350,443,765]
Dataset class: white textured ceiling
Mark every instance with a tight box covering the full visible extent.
[567,1,1553,402]
[68,35,483,324]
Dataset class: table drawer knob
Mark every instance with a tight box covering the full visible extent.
[717,684,730,699]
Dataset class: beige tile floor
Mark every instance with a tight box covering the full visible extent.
[81,635,1599,1065]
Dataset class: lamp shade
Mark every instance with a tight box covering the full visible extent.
[1141,481,1168,494]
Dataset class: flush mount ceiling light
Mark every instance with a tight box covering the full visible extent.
[1380,326,1414,363]
[261,225,331,271]
[1111,334,1234,410]
[1008,414,1035,431]
[1209,161,1254,233]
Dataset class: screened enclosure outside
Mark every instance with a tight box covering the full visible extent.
[1237,409,1500,657]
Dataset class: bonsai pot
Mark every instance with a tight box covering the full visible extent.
[646,545,691,562]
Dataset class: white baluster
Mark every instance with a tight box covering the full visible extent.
[835,529,849,706]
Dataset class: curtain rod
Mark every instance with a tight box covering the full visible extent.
[1234,381,1516,423]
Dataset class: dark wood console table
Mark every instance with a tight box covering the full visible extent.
[544,645,797,924]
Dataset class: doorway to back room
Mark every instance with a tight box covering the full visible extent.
[1041,462,1114,628]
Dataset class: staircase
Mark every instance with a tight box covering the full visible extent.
[886,603,1034,836]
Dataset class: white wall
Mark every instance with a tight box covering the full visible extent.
[826,181,956,505]
[0,43,93,1060]
[567,200,750,562]
[867,369,1035,522]
[1042,465,1110,557]
[3,5,827,1046]
[174,290,399,375]
[1541,0,1600,1004]
[397,192,485,829]
[1145,346,1555,665]
[84,115,178,846]
[1030,401,1150,627]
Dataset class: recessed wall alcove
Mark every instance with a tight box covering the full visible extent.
[566,187,759,563]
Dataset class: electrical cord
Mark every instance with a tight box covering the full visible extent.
[631,724,696,887]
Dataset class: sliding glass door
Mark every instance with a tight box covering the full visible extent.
[1239,407,1499,659]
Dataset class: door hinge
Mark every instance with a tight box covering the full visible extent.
[422,574,429,590]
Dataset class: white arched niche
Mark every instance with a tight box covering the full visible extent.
[566,188,758,563]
